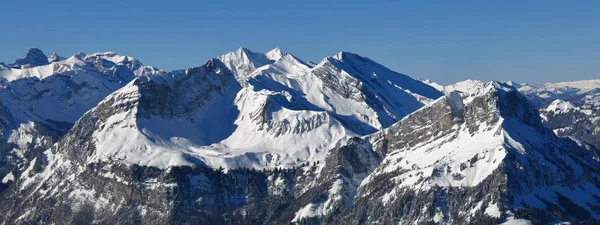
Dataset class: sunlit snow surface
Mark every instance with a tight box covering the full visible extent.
[79,48,442,169]
[348,82,600,223]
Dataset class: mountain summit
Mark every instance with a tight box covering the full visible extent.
[342,82,600,224]
[12,47,49,68]
[0,48,598,224]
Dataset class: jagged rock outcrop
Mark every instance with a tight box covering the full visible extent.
[1,47,598,225]
[339,83,600,224]
[0,48,162,196]
[12,48,49,69]
[541,92,600,151]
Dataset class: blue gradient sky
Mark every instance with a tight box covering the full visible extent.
[1,1,599,85]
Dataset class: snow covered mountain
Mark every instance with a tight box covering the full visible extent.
[499,80,600,152]
[422,78,600,106]
[0,48,161,193]
[340,82,600,224]
[7,47,441,170]
[217,47,275,79]
[0,48,160,125]
[424,78,600,155]
[515,80,600,106]
[1,47,599,224]
[541,91,600,150]
[11,47,50,69]
[0,47,445,224]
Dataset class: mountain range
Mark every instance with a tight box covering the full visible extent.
[0,47,599,224]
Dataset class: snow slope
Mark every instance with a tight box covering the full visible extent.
[217,47,275,80]
[72,58,348,169]
[53,48,442,169]
[517,79,600,106]
[0,49,161,127]
[346,82,600,224]
[544,99,578,114]
[0,48,163,195]
[421,79,486,96]
[3,48,600,224]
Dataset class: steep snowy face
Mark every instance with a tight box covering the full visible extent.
[435,79,600,153]
[66,59,243,168]
[306,51,443,133]
[0,48,162,192]
[217,47,275,79]
[265,47,284,61]
[243,50,444,149]
[2,45,600,223]
[220,87,351,168]
[27,48,441,170]
[329,52,442,101]
[206,50,441,169]
[367,83,546,188]
[344,82,600,224]
[65,56,353,169]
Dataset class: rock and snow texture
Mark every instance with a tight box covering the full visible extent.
[341,82,600,224]
[422,79,486,96]
[217,47,275,79]
[507,79,600,151]
[11,48,49,69]
[516,79,600,106]
[0,48,162,198]
[541,92,600,151]
[49,48,442,170]
[429,78,600,153]
[1,47,600,224]
[544,99,578,114]
[0,49,161,125]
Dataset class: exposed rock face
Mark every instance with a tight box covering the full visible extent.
[0,135,380,224]
[516,80,600,107]
[12,48,49,68]
[218,47,274,80]
[0,48,162,200]
[541,91,600,151]
[2,82,599,224]
[48,53,63,63]
[1,48,599,224]
[311,52,443,133]
[427,79,600,168]
[340,83,600,224]
[510,79,600,155]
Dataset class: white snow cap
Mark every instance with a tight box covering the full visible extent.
[266,47,284,61]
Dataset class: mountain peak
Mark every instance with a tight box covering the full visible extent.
[332,51,359,61]
[218,47,274,78]
[477,81,549,133]
[12,47,49,68]
[236,46,251,54]
[85,51,139,67]
[266,47,284,61]
[48,53,63,63]
[26,47,42,53]
[74,52,87,59]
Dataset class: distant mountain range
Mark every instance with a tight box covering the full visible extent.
[0,47,599,224]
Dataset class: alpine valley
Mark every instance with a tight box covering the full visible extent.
[0,47,599,225]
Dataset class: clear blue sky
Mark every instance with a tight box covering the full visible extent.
[1,1,599,85]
